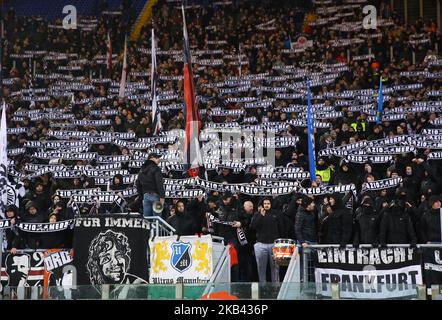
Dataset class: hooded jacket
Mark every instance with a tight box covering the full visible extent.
[216,201,242,241]
[379,205,417,245]
[295,206,318,243]
[420,208,442,243]
[167,206,198,236]
[319,195,353,245]
[353,204,381,245]
[21,210,45,249]
[136,160,165,198]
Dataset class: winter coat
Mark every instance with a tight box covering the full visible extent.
[320,208,353,245]
[353,206,381,245]
[420,208,442,243]
[215,203,241,241]
[21,212,45,249]
[167,212,199,236]
[295,206,318,243]
[379,207,417,245]
[136,160,165,197]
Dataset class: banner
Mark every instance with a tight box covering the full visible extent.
[73,215,149,297]
[422,247,442,286]
[43,249,74,299]
[314,247,422,299]
[149,235,213,284]
[1,251,45,289]
[361,177,403,193]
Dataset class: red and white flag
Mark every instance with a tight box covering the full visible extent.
[182,6,202,177]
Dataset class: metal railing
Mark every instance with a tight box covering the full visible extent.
[144,215,176,238]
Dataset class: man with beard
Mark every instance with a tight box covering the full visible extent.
[250,198,284,283]
[353,196,381,247]
[167,200,198,236]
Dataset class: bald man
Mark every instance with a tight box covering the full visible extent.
[244,201,254,215]
[237,201,257,281]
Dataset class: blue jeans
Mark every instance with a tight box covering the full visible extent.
[143,193,160,218]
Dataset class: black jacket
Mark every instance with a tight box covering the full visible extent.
[250,208,283,244]
[320,208,353,245]
[238,209,255,244]
[21,212,45,249]
[295,207,318,243]
[167,212,198,236]
[379,207,417,245]
[136,160,165,198]
[215,203,241,241]
[420,208,442,243]
[353,206,381,245]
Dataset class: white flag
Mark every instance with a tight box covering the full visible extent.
[118,37,127,98]
[151,28,162,135]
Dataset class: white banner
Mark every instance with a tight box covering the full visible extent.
[149,235,213,284]
[315,266,422,299]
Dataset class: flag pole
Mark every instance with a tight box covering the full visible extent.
[376,76,383,124]
[307,79,316,183]
[0,102,6,294]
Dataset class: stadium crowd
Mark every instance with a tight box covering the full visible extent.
[1,0,442,283]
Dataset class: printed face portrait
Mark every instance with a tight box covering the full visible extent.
[99,241,127,283]
[87,230,131,285]
[6,254,31,287]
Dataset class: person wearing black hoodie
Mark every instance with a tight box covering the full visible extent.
[330,159,354,186]
[21,201,45,249]
[319,194,353,246]
[166,200,198,236]
[419,196,442,243]
[353,196,381,247]
[4,206,26,252]
[379,199,418,246]
[111,174,125,191]
[136,153,165,218]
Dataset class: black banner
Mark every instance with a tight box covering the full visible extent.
[422,247,442,286]
[73,215,150,297]
[1,252,45,289]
